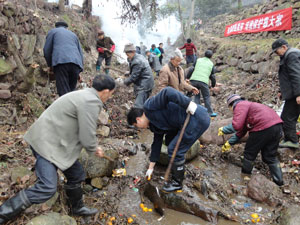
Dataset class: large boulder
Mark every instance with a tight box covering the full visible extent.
[0,58,13,76]
[79,147,118,178]
[279,205,300,225]
[158,141,200,165]
[10,166,33,183]
[247,174,282,207]
[26,212,76,225]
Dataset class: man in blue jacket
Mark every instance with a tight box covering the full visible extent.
[44,21,84,96]
[127,87,210,192]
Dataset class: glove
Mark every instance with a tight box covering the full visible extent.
[115,78,124,85]
[218,127,224,136]
[145,168,153,181]
[186,101,197,115]
[222,141,231,153]
[97,47,104,53]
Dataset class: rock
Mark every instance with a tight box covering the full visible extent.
[0,58,13,76]
[0,90,11,99]
[241,62,252,72]
[258,61,269,75]
[228,58,238,67]
[158,141,200,166]
[247,174,282,207]
[279,205,300,225]
[79,148,118,178]
[98,110,109,125]
[97,125,110,137]
[26,93,45,117]
[26,212,76,225]
[160,185,218,223]
[10,166,33,183]
[21,35,37,65]
[0,83,11,90]
[35,192,59,210]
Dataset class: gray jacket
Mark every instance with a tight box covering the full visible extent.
[148,53,162,72]
[24,88,103,171]
[124,53,154,92]
[43,27,84,70]
[279,48,300,100]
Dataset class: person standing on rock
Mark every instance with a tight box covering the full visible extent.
[272,38,300,149]
[123,43,154,108]
[127,87,210,192]
[186,50,217,117]
[0,75,116,224]
[158,48,199,95]
[218,94,284,186]
[146,50,161,77]
[96,30,115,75]
[43,21,84,96]
[179,38,197,65]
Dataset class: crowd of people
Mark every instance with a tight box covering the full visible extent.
[0,20,299,224]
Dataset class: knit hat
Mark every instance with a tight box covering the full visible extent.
[227,94,241,106]
[272,38,288,52]
[55,21,68,28]
[124,43,136,52]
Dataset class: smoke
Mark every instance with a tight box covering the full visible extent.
[47,0,181,57]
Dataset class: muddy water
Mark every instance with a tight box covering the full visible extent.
[129,129,239,225]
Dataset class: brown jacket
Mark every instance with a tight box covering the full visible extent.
[158,62,194,92]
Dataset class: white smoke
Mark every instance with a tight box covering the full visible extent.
[47,0,181,57]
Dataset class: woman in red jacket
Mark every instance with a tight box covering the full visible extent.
[218,94,284,186]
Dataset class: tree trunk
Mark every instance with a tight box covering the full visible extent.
[186,0,195,38]
[177,0,186,41]
[238,0,242,9]
[59,0,65,12]
[83,0,92,21]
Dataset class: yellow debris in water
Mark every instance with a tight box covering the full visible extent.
[148,208,152,212]
[251,213,259,219]
[131,214,136,217]
[128,217,134,223]
[110,217,116,221]
[143,207,148,212]
[176,190,183,193]
[139,203,144,208]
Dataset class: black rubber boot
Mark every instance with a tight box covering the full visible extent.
[163,160,185,192]
[241,158,254,174]
[65,184,98,216]
[0,190,31,224]
[268,163,284,186]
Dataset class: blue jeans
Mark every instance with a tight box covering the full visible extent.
[25,148,85,204]
[168,105,210,162]
[190,80,214,114]
[186,55,195,64]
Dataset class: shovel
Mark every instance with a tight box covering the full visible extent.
[144,113,191,217]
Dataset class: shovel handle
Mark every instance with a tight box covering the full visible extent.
[102,154,114,162]
[164,113,191,182]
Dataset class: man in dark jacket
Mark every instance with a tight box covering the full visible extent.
[187,50,217,117]
[272,38,300,148]
[96,31,115,75]
[127,87,210,192]
[0,75,116,224]
[218,94,284,186]
[179,38,197,65]
[44,21,84,96]
[158,43,165,65]
[146,50,161,77]
[123,43,154,108]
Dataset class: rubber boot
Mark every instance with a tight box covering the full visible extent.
[0,190,31,224]
[268,163,284,186]
[104,68,110,75]
[241,158,254,174]
[65,184,98,216]
[163,160,185,192]
[96,65,100,71]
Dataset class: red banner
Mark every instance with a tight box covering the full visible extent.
[224,7,292,37]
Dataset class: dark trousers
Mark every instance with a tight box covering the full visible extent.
[190,80,213,114]
[281,98,300,143]
[168,105,210,162]
[24,149,85,204]
[159,56,163,65]
[53,63,81,96]
[134,90,152,109]
[244,124,282,164]
[96,54,112,67]
[186,55,195,64]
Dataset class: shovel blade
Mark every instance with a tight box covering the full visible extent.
[144,183,164,216]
